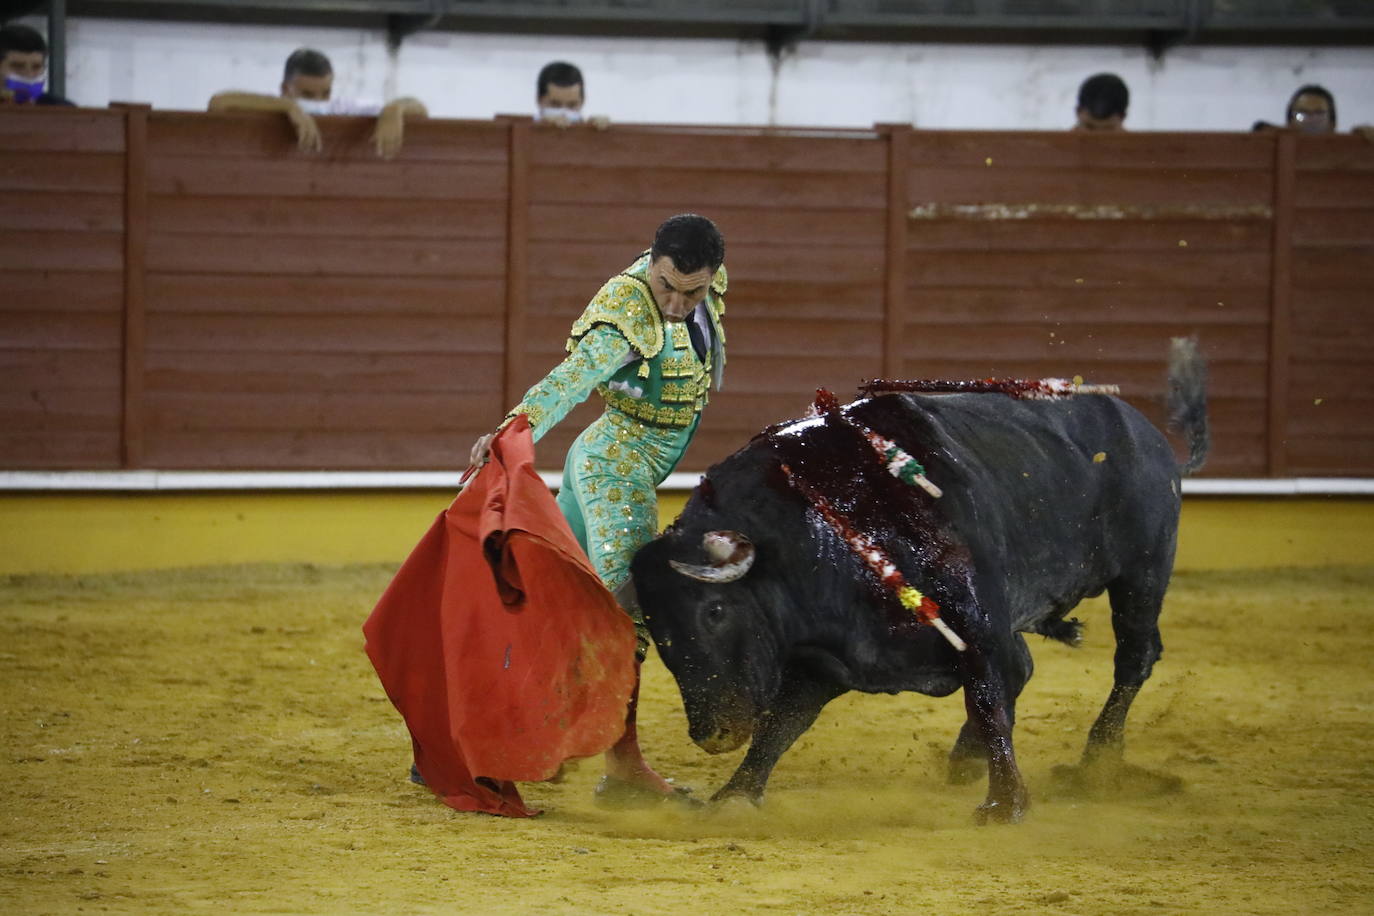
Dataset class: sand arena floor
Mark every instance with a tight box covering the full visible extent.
[2,563,1372,915]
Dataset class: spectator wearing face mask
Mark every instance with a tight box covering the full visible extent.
[208,47,427,158]
[0,23,74,106]
[535,60,609,130]
[1072,73,1128,132]
[1280,84,1374,142]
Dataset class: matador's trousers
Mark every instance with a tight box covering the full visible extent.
[556,408,698,656]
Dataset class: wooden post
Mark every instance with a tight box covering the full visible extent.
[1266,131,1296,478]
[115,103,150,469]
[877,123,911,380]
[502,117,532,412]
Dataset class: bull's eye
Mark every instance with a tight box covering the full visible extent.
[703,601,727,630]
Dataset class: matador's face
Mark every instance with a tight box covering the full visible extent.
[648,255,712,323]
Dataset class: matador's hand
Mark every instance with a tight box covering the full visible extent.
[469,433,496,468]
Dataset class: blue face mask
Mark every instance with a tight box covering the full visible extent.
[4,74,45,103]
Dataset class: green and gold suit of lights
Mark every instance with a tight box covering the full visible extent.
[505,252,727,650]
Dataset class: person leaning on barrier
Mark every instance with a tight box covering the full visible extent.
[208,47,427,158]
[0,22,74,106]
[535,60,609,130]
[1073,72,1128,132]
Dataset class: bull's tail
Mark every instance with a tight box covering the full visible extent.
[1166,335,1210,476]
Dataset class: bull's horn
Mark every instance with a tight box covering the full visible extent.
[669,530,755,583]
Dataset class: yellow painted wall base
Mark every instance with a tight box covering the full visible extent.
[1,492,1371,576]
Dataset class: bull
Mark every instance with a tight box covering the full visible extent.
[630,339,1209,823]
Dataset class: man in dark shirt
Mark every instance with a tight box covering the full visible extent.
[0,23,74,106]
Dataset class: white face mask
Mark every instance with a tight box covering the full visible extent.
[293,97,332,115]
[538,106,582,124]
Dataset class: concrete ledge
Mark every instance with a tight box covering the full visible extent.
[4,471,1372,495]
[1183,478,1374,496]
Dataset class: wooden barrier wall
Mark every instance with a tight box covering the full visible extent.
[3,107,1372,477]
[1288,138,1374,475]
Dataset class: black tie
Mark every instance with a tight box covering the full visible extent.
[686,315,709,361]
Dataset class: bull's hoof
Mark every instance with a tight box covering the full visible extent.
[709,786,764,807]
[408,763,426,787]
[973,795,1028,825]
[947,754,987,785]
[593,775,701,810]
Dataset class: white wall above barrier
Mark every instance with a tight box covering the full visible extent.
[32,16,1374,130]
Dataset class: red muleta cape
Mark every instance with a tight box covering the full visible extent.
[363,417,637,817]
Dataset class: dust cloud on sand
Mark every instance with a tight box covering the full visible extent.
[3,564,1372,915]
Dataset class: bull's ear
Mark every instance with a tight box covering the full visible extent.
[669,530,754,583]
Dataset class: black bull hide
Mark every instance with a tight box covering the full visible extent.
[631,347,1209,823]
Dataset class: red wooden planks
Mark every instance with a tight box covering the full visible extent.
[1,112,126,469]
[4,114,1371,477]
[1284,135,1374,475]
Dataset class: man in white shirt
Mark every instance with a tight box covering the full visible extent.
[208,47,426,158]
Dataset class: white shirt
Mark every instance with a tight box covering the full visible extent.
[615,300,713,371]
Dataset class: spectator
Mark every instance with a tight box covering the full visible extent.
[1286,84,1337,134]
[1286,84,1374,141]
[535,60,609,130]
[1073,73,1128,132]
[0,22,74,106]
[1254,85,1374,142]
[208,47,426,158]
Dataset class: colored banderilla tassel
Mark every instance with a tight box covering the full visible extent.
[780,462,966,652]
[864,430,943,499]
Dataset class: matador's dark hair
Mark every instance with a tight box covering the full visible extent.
[651,214,725,276]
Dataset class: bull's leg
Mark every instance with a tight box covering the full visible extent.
[957,636,1030,824]
[1083,572,1166,764]
[1051,571,1182,798]
[949,632,1033,784]
[712,668,845,805]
